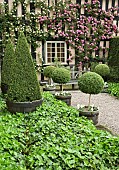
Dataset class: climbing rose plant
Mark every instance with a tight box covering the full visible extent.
[39,0,118,63]
[0,0,118,65]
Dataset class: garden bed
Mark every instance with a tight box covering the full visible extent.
[0,92,119,169]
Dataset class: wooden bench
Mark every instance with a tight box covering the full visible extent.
[40,65,81,90]
[54,79,78,90]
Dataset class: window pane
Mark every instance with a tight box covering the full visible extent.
[61,43,64,47]
[61,53,64,57]
[46,42,66,64]
[57,43,60,47]
[48,53,51,58]
[52,43,55,47]
[61,58,64,62]
[52,48,55,53]
[61,48,64,52]
[57,53,60,58]
[57,47,60,52]
[47,48,52,52]
[52,53,55,57]
[47,43,51,47]
[48,57,52,63]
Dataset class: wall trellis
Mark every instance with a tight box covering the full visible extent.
[0,0,119,65]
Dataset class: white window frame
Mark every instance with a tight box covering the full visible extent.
[45,41,67,65]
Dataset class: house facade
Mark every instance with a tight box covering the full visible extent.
[0,0,119,80]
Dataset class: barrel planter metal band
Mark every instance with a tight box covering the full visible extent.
[43,87,55,95]
[6,99,43,113]
[79,106,99,125]
[55,95,72,106]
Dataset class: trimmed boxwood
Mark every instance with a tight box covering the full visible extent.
[43,66,56,79]
[1,39,15,94]
[108,37,119,67]
[52,67,71,84]
[94,64,110,78]
[7,32,42,102]
[78,72,104,95]
[108,37,119,82]
[78,72,104,106]
[43,65,56,84]
[108,66,119,82]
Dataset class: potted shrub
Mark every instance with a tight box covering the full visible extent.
[94,64,110,92]
[6,32,43,113]
[78,72,104,124]
[43,66,56,94]
[1,39,15,94]
[52,67,71,105]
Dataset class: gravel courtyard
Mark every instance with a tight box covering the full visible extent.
[71,91,119,135]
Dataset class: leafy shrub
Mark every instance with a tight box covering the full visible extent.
[108,66,119,82]
[94,64,110,78]
[0,93,119,169]
[108,37,119,67]
[43,66,56,78]
[1,39,15,94]
[7,32,42,102]
[78,72,104,94]
[52,67,71,84]
[108,83,119,98]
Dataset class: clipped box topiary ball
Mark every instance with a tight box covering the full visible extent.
[52,67,71,84]
[94,64,110,77]
[43,66,56,78]
[78,72,104,94]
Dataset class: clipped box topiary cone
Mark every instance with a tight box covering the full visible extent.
[6,32,42,113]
[78,72,104,124]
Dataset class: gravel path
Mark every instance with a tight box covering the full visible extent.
[70,91,119,135]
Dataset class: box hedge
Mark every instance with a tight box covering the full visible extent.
[108,37,119,67]
[7,32,42,102]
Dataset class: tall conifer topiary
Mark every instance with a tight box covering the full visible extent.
[1,39,15,94]
[7,32,42,102]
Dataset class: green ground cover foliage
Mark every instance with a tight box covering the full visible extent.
[0,93,119,170]
[108,83,119,98]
